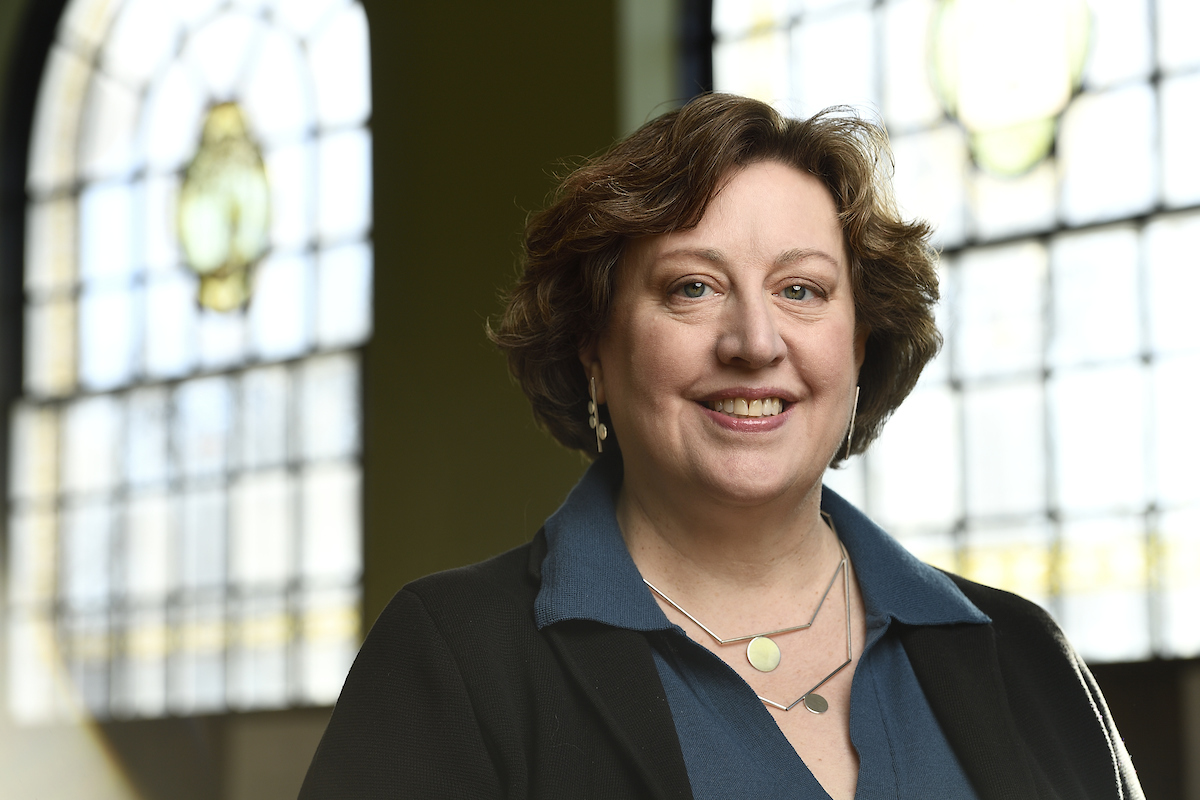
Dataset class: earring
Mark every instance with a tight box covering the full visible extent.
[844,385,860,460]
[588,376,608,454]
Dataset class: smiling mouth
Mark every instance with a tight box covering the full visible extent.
[706,397,785,418]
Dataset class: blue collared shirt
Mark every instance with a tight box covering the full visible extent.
[536,458,987,800]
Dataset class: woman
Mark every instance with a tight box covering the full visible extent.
[300,94,1142,799]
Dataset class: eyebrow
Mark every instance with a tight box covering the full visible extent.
[657,246,842,268]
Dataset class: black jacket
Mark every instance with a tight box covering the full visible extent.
[300,531,1143,799]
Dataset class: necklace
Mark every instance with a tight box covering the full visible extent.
[642,513,853,714]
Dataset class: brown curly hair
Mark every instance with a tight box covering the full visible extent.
[489,93,940,466]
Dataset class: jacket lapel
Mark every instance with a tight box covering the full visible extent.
[544,622,694,799]
[526,531,692,799]
[899,622,1049,800]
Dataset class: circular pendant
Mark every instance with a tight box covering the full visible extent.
[803,693,829,714]
[746,636,781,672]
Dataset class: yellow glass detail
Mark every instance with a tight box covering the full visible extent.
[932,0,1091,175]
[178,102,270,312]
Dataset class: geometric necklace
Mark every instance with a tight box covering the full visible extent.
[642,513,853,714]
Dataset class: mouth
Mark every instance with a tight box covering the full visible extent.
[705,397,786,418]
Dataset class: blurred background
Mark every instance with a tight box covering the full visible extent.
[0,0,1195,797]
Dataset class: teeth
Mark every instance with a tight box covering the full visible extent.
[708,397,785,418]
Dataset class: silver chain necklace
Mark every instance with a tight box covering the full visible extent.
[642,513,853,714]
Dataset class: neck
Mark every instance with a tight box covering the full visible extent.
[616,469,840,603]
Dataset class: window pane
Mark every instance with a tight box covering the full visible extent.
[955,242,1046,380]
[1050,364,1146,514]
[968,160,1057,242]
[962,518,1053,610]
[308,2,371,127]
[101,0,182,88]
[180,487,227,590]
[867,384,960,529]
[1058,85,1157,225]
[126,386,170,488]
[239,365,290,470]
[1144,213,1200,357]
[1152,355,1200,508]
[143,61,208,173]
[274,0,346,37]
[60,500,114,610]
[1160,72,1200,208]
[1157,0,1200,74]
[1084,0,1152,88]
[881,0,942,131]
[143,271,198,379]
[175,377,233,478]
[181,11,261,99]
[123,491,172,601]
[300,462,361,583]
[890,124,968,248]
[7,509,57,608]
[299,353,360,460]
[9,404,60,504]
[297,586,359,705]
[25,196,78,296]
[78,285,138,390]
[249,252,312,360]
[231,470,293,587]
[242,26,313,144]
[169,599,225,714]
[713,29,791,105]
[1048,226,1140,368]
[317,129,373,243]
[62,395,122,496]
[228,595,288,709]
[315,242,373,349]
[79,71,140,182]
[27,46,90,195]
[1159,507,1200,657]
[791,8,875,117]
[1058,516,1150,662]
[963,380,1046,517]
[24,298,77,397]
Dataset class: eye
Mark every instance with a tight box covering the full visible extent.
[676,281,711,299]
[781,284,811,301]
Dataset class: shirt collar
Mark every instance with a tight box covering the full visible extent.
[534,458,989,631]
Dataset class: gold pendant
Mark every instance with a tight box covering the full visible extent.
[746,636,781,672]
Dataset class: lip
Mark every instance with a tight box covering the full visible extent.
[696,388,796,432]
[700,402,792,432]
[699,387,799,403]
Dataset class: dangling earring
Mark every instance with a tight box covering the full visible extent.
[588,376,608,454]
[844,386,860,461]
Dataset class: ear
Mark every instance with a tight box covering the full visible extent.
[578,341,605,404]
[853,325,870,373]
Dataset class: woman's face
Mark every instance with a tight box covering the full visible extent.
[584,160,865,508]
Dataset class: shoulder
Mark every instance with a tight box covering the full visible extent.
[368,535,545,658]
[938,571,1071,658]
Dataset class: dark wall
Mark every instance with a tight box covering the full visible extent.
[361,2,616,626]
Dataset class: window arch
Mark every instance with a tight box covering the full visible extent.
[9,0,371,721]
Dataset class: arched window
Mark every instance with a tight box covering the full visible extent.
[8,0,371,721]
[713,0,1200,663]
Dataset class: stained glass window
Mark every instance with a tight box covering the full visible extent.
[8,0,371,722]
[714,0,1200,662]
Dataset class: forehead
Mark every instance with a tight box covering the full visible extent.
[622,161,846,277]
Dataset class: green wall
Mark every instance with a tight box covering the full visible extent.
[362,2,618,626]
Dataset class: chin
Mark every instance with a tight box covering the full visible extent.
[693,460,821,509]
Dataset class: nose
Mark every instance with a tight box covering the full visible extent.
[715,291,786,368]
